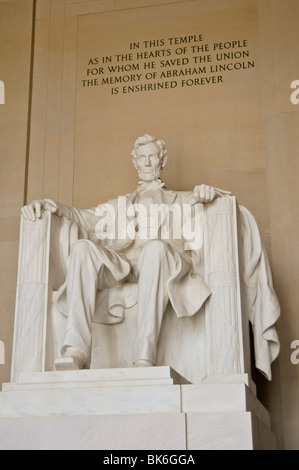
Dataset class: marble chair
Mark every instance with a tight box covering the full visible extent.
[10,196,279,385]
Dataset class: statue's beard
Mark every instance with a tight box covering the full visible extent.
[137,167,162,182]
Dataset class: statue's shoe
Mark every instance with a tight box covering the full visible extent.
[54,357,80,371]
[55,346,87,370]
[134,359,154,367]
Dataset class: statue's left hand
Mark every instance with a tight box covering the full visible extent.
[190,184,231,204]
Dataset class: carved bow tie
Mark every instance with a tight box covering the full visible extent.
[137,179,165,193]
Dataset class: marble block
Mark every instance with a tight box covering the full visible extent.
[202,373,256,394]
[181,382,270,427]
[186,412,276,450]
[0,367,184,418]
[0,367,276,449]
[0,413,186,450]
[0,384,181,418]
[7,365,190,389]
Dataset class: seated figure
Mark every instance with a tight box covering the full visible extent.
[20,134,280,378]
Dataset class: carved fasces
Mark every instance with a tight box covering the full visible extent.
[11,212,52,381]
[203,197,249,376]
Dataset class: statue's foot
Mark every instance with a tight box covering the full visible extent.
[55,346,87,370]
[134,359,154,367]
[54,357,80,371]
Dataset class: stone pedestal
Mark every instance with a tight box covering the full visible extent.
[0,367,276,450]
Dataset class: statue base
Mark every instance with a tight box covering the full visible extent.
[0,367,276,450]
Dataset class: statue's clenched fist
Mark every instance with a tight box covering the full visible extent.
[187,184,231,204]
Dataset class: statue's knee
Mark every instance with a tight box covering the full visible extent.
[70,240,93,261]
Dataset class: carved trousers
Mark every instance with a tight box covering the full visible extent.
[61,239,177,367]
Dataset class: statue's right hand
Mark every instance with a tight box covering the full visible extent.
[21,199,57,222]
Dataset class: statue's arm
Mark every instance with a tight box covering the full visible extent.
[21,198,99,233]
[21,198,58,221]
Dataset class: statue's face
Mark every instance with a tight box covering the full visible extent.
[134,142,163,182]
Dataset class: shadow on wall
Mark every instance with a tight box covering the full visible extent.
[0,80,4,104]
[0,341,5,365]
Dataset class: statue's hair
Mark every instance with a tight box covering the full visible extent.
[131,134,167,161]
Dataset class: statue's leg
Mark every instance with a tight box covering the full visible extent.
[58,240,129,370]
[133,240,177,366]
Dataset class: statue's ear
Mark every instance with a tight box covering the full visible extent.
[132,157,138,170]
[161,155,168,168]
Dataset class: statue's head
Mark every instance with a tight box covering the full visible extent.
[131,134,168,182]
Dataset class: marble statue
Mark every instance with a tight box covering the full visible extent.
[20,134,280,378]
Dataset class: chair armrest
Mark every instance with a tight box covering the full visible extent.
[11,211,64,381]
[202,196,251,377]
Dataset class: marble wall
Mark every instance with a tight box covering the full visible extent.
[0,0,298,450]
[258,0,299,450]
[0,0,34,387]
